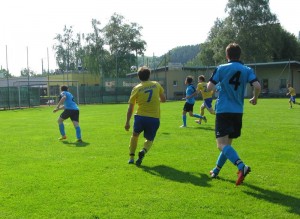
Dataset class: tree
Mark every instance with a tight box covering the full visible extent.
[0,69,13,78]
[53,25,77,71]
[20,68,35,77]
[103,13,146,77]
[192,0,300,66]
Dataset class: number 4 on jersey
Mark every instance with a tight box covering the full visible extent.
[229,71,241,90]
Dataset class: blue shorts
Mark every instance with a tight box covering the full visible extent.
[290,96,296,103]
[133,115,160,141]
[203,98,213,109]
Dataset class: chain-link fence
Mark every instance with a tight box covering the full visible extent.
[0,76,166,109]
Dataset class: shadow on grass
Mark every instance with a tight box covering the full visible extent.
[61,141,90,147]
[193,126,215,131]
[141,165,211,187]
[244,183,300,216]
[219,178,300,215]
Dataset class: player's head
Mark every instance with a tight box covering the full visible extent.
[138,66,151,81]
[198,75,205,82]
[61,85,68,91]
[185,76,193,84]
[287,83,291,88]
[226,43,241,61]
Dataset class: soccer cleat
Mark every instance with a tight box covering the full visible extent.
[236,165,251,186]
[195,120,201,124]
[135,150,145,166]
[180,125,187,128]
[58,136,67,140]
[76,139,83,143]
[128,159,134,164]
[209,170,218,178]
[202,116,207,123]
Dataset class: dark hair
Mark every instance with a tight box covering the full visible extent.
[198,75,205,82]
[186,76,193,84]
[226,43,241,60]
[61,85,68,91]
[138,66,151,81]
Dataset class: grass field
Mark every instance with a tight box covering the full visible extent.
[0,99,299,218]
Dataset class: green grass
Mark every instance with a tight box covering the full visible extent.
[0,99,299,218]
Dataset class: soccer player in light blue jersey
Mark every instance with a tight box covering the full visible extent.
[180,76,206,128]
[53,85,82,143]
[207,43,261,186]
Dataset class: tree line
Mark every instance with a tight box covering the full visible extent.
[2,0,299,78]
[188,0,300,66]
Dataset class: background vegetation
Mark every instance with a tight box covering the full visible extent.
[0,99,299,218]
[3,0,299,78]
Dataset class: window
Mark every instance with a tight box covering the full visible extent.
[173,80,178,86]
[280,79,287,89]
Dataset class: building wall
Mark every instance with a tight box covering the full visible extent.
[154,62,300,99]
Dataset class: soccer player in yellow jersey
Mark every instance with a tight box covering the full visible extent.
[286,83,299,109]
[195,75,215,124]
[125,66,166,166]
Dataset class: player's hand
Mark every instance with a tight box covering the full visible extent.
[125,123,130,131]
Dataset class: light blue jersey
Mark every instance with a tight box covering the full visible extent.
[186,84,196,104]
[60,91,79,110]
[209,61,258,113]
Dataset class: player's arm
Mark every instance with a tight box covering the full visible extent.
[53,95,66,113]
[207,81,216,92]
[185,89,198,99]
[125,103,134,131]
[249,81,261,105]
[160,92,166,103]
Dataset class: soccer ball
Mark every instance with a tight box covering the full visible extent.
[130,66,137,72]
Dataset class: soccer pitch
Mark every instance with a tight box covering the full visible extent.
[0,99,299,218]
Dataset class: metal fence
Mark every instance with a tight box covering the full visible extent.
[0,77,166,109]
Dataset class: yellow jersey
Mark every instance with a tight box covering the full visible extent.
[196,82,213,100]
[288,87,296,96]
[128,81,164,118]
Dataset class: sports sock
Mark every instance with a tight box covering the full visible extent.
[213,152,227,174]
[143,140,153,152]
[193,113,203,119]
[183,115,187,126]
[59,123,65,136]
[75,126,81,139]
[129,136,138,158]
[222,145,244,170]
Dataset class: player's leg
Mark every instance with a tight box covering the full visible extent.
[129,115,142,164]
[214,114,250,185]
[136,117,159,166]
[289,97,293,108]
[181,103,189,127]
[71,110,82,142]
[58,110,68,140]
[128,132,139,164]
[181,110,187,127]
[210,151,227,178]
[196,103,205,124]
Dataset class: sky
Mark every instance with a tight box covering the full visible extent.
[0,0,299,76]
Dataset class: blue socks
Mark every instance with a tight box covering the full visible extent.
[75,126,81,139]
[193,114,203,119]
[213,152,227,174]
[59,123,81,140]
[182,115,187,126]
[223,145,244,170]
[59,123,65,136]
